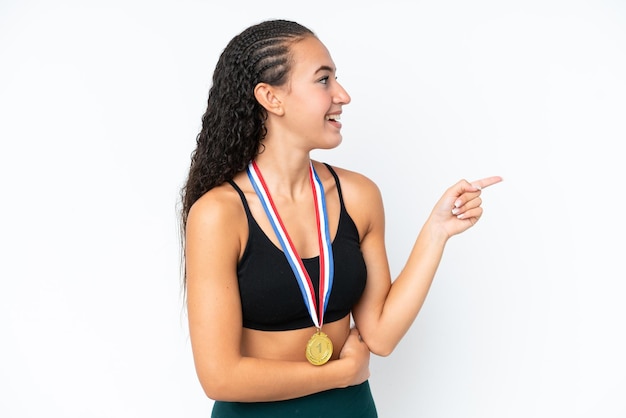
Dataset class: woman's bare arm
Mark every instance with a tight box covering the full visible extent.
[339,168,502,356]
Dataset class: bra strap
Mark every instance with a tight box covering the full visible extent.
[323,163,346,210]
[228,180,254,221]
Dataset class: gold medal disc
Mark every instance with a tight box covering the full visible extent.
[305,330,333,366]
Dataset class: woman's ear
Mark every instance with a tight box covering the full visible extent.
[254,83,285,116]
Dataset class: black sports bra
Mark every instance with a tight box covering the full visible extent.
[228,164,367,331]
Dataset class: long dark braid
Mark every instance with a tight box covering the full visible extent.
[179,20,315,286]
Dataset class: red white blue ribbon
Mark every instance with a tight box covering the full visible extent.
[247,161,334,329]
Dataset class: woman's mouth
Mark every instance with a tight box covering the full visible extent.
[325,114,342,128]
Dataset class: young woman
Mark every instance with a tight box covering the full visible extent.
[180,19,501,417]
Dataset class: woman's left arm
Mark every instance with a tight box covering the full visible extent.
[346,171,502,356]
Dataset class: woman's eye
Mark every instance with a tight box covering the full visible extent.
[319,76,329,84]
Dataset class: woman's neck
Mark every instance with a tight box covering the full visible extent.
[251,152,313,201]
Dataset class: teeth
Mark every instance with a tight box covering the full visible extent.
[325,114,341,121]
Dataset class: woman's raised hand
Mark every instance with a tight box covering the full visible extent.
[429,176,503,239]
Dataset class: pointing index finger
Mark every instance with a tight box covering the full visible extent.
[471,176,503,190]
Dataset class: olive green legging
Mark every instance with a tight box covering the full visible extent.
[211,380,378,417]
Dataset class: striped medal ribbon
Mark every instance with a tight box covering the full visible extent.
[247,160,335,365]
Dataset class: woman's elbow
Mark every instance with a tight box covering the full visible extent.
[366,339,396,357]
[199,377,241,402]
[196,366,239,401]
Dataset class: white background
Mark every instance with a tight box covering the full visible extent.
[1,0,625,417]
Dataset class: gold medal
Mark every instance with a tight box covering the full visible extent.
[305,330,333,366]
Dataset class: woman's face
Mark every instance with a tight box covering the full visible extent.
[272,36,351,150]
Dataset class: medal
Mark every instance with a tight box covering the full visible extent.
[305,329,333,365]
[248,161,334,366]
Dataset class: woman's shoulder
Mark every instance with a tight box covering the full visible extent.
[186,180,247,233]
[316,162,384,237]
[318,162,382,198]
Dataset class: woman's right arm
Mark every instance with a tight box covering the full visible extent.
[185,187,370,402]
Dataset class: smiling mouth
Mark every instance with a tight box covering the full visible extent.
[325,114,341,122]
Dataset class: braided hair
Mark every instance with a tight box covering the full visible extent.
[179,20,315,280]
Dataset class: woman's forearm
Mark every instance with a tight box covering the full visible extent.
[197,357,349,402]
[362,222,448,356]
[194,328,370,402]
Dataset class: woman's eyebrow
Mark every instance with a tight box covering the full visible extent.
[314,65,336,74]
